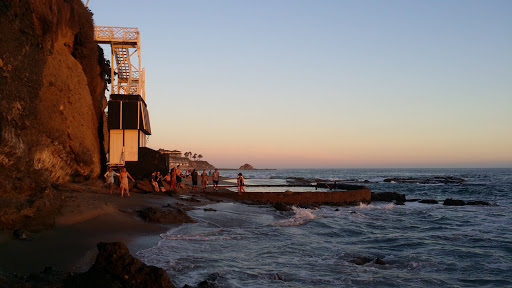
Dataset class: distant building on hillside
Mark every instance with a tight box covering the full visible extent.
[159,149,189,169]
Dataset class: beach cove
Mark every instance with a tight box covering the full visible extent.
[1,168,511,287]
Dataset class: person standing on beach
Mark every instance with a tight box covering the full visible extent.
[212,169,220,191]
[191,169,199,191]
[201,169,208,190]
[119,167,135,197]
[104,167,119,194]
[150,171,159,192]
[170,168,177,190]
[156,172,165,192]
[237,173,246,193]
[175,165,182,191]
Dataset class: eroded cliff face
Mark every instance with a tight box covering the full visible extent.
[0,0,108,229]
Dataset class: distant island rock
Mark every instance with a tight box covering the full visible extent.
[239,163,255,170]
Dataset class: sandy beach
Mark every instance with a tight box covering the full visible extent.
[0,177,232,275]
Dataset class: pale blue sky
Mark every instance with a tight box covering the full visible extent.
[87,0,512,168]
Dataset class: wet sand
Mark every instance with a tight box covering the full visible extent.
[0,179,231,274]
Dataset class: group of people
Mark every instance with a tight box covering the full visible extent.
[104,167,135,197]
[150,166,221,192]
[104,166,245,195]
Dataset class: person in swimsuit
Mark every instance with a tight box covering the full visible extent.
[201,170,208,190]
[237,173,246,193]
[119,167,135,197]
[212,169,220,191]
[104,167,119,194]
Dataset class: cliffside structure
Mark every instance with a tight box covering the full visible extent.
[94,26,151,166]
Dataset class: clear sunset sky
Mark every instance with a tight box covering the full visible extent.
[87,0,512,169]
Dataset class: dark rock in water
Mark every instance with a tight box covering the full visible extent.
[394,200,405,205]
[419,199,439,204]
[270,273,285,281]
[137,207,195,223]
[375,257,386,265]
[298,203,319,210]
[466,201,490,206]
[273,202,293,212]
[286,177,315,185]
[183,272,220,288]
[65,242,175,288]
[371,192,406,203]
[179,196,202,203]
[13,228,29,240]
[383,176,466,184]
[239,163,254,170]
[203,208,217,212]
[350,256,373,265]
[406,198,421,202]
[443,198,466,206]
[335,208,340,211]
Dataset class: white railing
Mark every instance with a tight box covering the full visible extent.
[113,85,140,95]
[94,26,139,43]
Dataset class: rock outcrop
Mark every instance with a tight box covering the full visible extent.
[137,206,196,224]
[371,192,406,203]
[65,242,175,288]
[383,176,465,184]
[0,0,109,229]
[239,163,254,170]
[0,242,176,288]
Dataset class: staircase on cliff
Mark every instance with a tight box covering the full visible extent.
[94,26,151,166]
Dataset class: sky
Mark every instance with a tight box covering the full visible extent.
[86,0,512,169]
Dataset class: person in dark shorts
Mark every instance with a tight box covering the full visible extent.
[237,173,245,193]
[212,169,220,191]
[156,171,165,192]
[191,169,199,190]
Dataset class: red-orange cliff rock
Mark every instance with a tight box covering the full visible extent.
[0,0,108,229]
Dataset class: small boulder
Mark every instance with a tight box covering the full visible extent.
[137,207,195,223]
[64,242,176,288]
[350,256,373,265]
[13,229,29,240]
[375,257,386,265]
[273,202,292,212]
[371,192,406,203]
[134,179,155,193]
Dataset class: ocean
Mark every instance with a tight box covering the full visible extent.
[136,168,512,287]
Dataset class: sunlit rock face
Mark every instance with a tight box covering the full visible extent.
[0,0,107,229]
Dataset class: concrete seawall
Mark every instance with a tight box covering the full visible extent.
[208,188,372,206]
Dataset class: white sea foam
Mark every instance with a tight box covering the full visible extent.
[272,207,316,226]
[357,203,395,210]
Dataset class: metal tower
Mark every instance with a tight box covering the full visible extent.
[94,26,151,165]
[94,26,145,99]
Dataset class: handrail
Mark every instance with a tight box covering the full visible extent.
[94,26,139,44]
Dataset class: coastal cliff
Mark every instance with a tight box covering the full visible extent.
[0,0,108,230]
